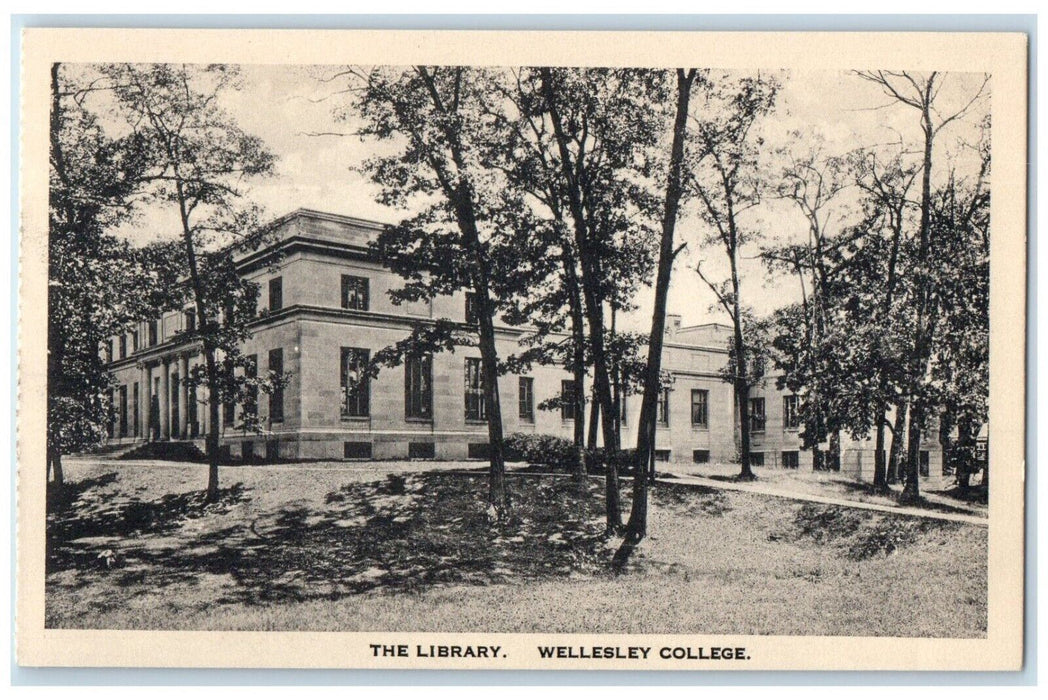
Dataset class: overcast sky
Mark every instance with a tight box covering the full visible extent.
[106,65,989,333]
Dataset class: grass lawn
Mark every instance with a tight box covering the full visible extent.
[46,459,987,637]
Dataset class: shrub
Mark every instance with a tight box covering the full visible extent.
[503,435,647,476]
[504,433,579,472]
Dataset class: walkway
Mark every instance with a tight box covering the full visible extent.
[657,470,989,527]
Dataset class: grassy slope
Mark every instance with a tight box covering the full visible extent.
[45,461,986,636]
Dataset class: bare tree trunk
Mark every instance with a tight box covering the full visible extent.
[615,69,697,569]
[873,409,888,489]
[829,430,841,471]
[587,385,600,449]
[562,247,588,483]
[540,67,622,533]
[737,377,754,479]
[727,212,753,480]
[808,408,823,471]
[415,67,509,515]
[899,100,936,506]
[572,364,587,480]
[476,296,509,513]
[204,348,221,502]
[955,412,974,489]
[872,203,904,490]
[49,447,65,488]
[887,400,908,484]
[939,407,956,485]
[172,179,225,504]
[901,397,925,504]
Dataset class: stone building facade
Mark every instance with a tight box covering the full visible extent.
[102,208,942,480]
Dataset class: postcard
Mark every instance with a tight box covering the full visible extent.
[17,27,1026,670]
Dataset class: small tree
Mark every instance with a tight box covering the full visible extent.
[855,70,988,504]
[479,67,666,531]
[345,65,514,517]
[844,149,921,488]
[535,67,665,533]
[104,63,280,502]
[690,71,780,480]
[616,68,701,565]
[929,127,990,489]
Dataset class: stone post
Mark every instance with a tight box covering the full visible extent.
[138,363,148,441]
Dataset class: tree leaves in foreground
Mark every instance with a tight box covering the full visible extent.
[47,63,175,486]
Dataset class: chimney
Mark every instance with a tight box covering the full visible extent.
[666,314,682,337]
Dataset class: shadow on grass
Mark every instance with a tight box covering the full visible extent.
[828,480,983,516]
[47,472,119,512]
[48,472,617,606]
[939,484,989,505]
[788,503,965,561]
[652,482,730,516]
[703,473,760,484]
[899,497,982,516]
[47,474,249,577]
[829,479,894,497]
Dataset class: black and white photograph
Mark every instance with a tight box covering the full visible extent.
[16,28,1027,671]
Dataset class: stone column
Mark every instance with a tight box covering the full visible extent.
[145,363,155,441]
[160,357,171,440]
[138,363,148,440]
[178,353,189,439]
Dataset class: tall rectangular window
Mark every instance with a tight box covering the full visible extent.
[749,397,766,432]
[118,385,128,437]
[561,380,578,421]
[104,340,113,364]
[268,277,283,312]
[341,275,369,311]
[465,292,479,325]
[405,354,433,419]
[222,358,235,426]
[118,334,127,360]
[657,388,670,426]
[148,320,158,346]
[783,395,800,429]
[340,347,370,418]
[244,354,258,419]
[184,310,196,333]
[268,348,284,422]
[132,382,140,437]
[691,389,709,428]
[131,330,139,352]
[170,372,180,436]
[464,358,486,421]
[518,377,534,422]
